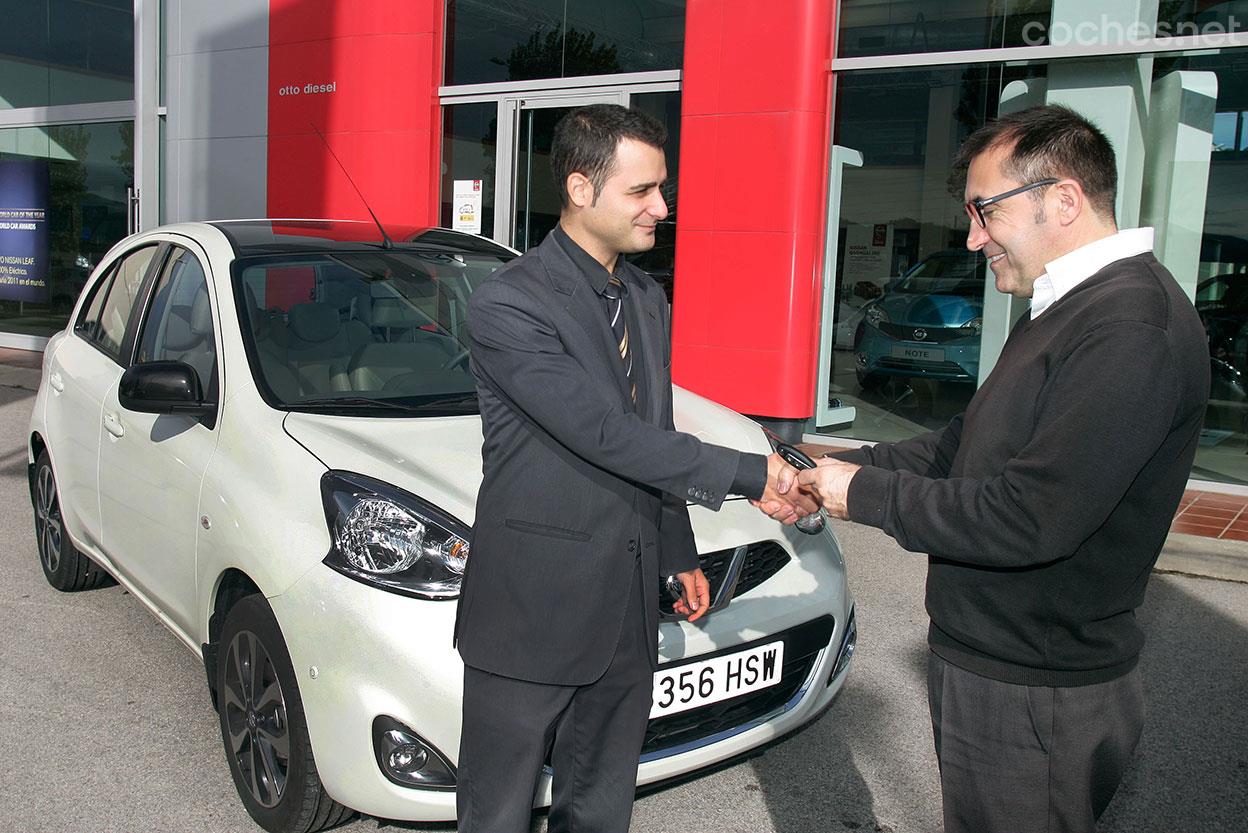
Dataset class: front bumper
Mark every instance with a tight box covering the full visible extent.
[855,324,980,382]
[270,510,854,821]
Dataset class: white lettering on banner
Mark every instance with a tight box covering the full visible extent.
[276,82,337,96]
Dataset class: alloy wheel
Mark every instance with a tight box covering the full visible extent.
[35,464,62,575]
[222,629,291,809]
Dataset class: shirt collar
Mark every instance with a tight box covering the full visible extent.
[551,224,624,298]
[1030,227,1154,319]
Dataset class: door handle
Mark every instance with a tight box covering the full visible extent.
[102,412,125,438]
[49,372,65,393]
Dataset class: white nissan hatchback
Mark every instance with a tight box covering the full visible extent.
[27,220,856,833]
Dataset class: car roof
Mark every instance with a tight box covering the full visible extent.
[205,219,515,258]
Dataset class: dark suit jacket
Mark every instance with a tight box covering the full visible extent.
[456,231,752,686]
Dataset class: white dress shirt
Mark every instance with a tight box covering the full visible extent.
[1030,227,1155,319]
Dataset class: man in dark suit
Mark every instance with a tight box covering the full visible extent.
[455,104,809,833]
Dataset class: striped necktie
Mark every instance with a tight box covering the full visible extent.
[603,275,637,405]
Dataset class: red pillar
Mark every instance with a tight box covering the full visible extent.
[267,0,443,227]
[671,0,835,419]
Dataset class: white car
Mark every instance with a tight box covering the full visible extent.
[26,220,856,833]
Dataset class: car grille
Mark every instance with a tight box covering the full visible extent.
[877,357,971,377]
[641,615,837,757]
[658,540,792,617]
[877,322,976,343]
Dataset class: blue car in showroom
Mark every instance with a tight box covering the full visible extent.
[852,249,986,389]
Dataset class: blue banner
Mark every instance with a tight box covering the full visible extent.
[0,159,51,303]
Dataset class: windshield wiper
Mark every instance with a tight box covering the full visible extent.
[288,393,478,413]
[288,396,428,413]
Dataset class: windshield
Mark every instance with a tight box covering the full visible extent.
[235,248,512,415]
[894,253,986,298]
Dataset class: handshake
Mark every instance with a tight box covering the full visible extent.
[750,451,862,523]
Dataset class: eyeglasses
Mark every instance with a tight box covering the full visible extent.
[964,178,1059,228]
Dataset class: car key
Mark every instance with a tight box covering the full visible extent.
[772,442,825,534]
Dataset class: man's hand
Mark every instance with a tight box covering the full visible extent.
[795,457,860,519]
[672,567,711,622]
[750,453,821,524]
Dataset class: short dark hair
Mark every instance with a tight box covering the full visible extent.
[950,104,1118,222]
[550,104,667,208]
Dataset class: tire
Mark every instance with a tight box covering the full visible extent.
[855,371,885,392]
[217,594,353,833]
[32,450,114,592]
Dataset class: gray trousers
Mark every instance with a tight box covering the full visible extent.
[928,652,1144,833]
[457,561,651,833]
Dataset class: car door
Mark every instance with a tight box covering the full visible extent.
[43,244,161,553]
[98,243,223,634]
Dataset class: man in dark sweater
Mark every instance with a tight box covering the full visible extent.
[786,106,1209,832]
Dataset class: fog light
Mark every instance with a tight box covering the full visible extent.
[372,716,456,789]
[828,608,857,686]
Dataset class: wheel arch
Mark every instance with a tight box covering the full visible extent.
[27,431,48,504]
[203,568,264,711]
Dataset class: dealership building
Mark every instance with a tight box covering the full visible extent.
[2,0,1247,489]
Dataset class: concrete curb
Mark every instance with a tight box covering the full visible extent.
[1157,532,1248,584]
[0,366,41,391]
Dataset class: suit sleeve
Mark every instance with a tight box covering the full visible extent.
[844,322,1179,568]
[468,277,749,510]
[655,297,700,575]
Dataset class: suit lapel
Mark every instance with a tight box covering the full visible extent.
[628,278,665,425]
[537,237,634,407]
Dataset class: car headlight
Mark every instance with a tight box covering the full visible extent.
[962,316,983,335]
[865,305,890,326]
[320,471,470,599]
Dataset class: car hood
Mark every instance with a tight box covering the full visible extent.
[876,292,982,327]
[281,386,772,528]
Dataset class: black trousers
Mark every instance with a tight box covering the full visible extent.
[928,651,1144,833]
[457,560,651,833]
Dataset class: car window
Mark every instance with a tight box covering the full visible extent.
[74,269,116,347]
[235,248,511,415]
[92,245,160,359]
[136,247,218,401]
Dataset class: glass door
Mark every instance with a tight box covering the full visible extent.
[497,92,625,251]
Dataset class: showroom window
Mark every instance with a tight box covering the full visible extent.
[826,44,1248,485]
[444,0,686,86]
[0,121,134,338]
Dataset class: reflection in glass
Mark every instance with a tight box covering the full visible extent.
[445,0,685,86]
[513,107,567,252]
[827,48,1248,485]
[829,63,1043,442]
[0,0,134,109]
[441,103,498,240]
[838,0,1052,58]
[0,121,133,337]
[625,91,681,304]
[1152,50,1248,485]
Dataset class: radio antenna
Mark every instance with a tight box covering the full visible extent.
[310,122,394,249]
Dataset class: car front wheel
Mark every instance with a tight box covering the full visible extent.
[217,594,353,833]
[32,450,114,592]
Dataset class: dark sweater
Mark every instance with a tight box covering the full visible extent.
[836,253,1209,686]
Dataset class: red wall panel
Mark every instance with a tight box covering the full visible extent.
[672,0,835,419]
[267,0,443,227]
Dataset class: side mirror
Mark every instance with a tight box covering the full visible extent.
[119,361,215,419]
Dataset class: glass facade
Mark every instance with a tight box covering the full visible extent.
[829,1,1248,486]
[0,0,134,109]
[444,0,685,86]
[0,122,133,337]
[837,0,1054,58]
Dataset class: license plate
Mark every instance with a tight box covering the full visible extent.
[892,345,944,362]
[650,640,785,719]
